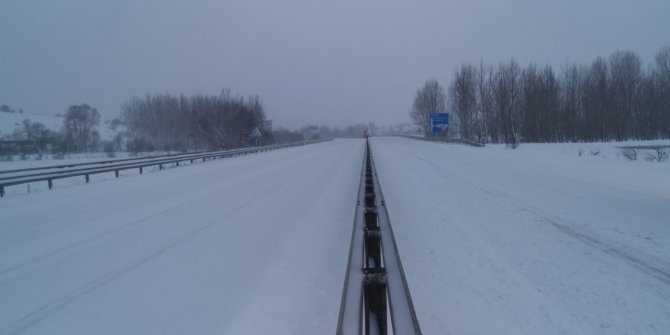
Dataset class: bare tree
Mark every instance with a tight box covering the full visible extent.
[63,104,101,152]
[493,59,522,145]
[439,47,670,143]
[21,120,52,154]
[410,79,447,136]
[449,65,477,140]
[609,50,642,140]
[122,90,269,152]
[559,62,584,141]
[582,57,609,141]
[476,62,494,143]
[653,47,670,138]
[521,64,559,142]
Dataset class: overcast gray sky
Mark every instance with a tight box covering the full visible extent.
[1,0,668,129]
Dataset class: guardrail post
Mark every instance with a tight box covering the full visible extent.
[364,273,388,334]
[159,164,163,170]
[365,192,375,207]
[85,174,89,183]
[48,179,53,190]
[0,186,4,197]
[115,170,119,178]
[139,167,143,174]
[176,161,180,166]
[364,207,378,229]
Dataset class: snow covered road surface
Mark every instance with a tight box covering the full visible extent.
[371,137,669,335]
[0,139,365,335]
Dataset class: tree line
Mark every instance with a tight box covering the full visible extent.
[0,105,24,114]
[299,124,369,140]
[121,90,270,152]
[412,47,670,144]
[2,89,308,158]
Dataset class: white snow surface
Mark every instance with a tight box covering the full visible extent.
[3,136,669,335]
[371,137,669,335]
[0,139,365,335]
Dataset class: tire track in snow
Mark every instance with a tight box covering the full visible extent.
[0,172,300,335]
[0,146,328,279]
[400,143,670,286]
[0,171,266,279]
[0,143,323,237]
[0,185,163,237]
[0,190,218,278]
[0,159,258,237]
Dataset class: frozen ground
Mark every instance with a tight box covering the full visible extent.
[371,137,669,335]
[0,139,364,335]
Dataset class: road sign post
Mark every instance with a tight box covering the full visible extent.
[429,113,449,136]
[250,127,263,146]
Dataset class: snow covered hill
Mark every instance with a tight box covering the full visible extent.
[0,112,64,137]
[0,112,119,141]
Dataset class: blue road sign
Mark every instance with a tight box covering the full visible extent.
[430,113,449,133]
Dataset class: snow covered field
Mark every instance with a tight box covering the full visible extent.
[0,139,364,335]
[371,137,669,335]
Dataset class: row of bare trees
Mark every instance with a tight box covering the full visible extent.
[121,90,268,152]
[413,47,670,144]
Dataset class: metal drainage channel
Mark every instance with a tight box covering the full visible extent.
[337,139,422,335]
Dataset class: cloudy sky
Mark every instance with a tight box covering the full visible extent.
[1,0,668,129]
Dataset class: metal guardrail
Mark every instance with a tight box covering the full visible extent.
[0,140,329,197]
[403,135,485,147]
[337,139,421,335]
[0,147,284,182]
[0,150,221,175]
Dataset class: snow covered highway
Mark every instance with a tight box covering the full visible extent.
[0,139,365,334]
[371,137,669,335]
[1,137,669,335]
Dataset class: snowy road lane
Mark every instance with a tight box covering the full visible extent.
[371,137,670,335]
[0,139,365,335]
